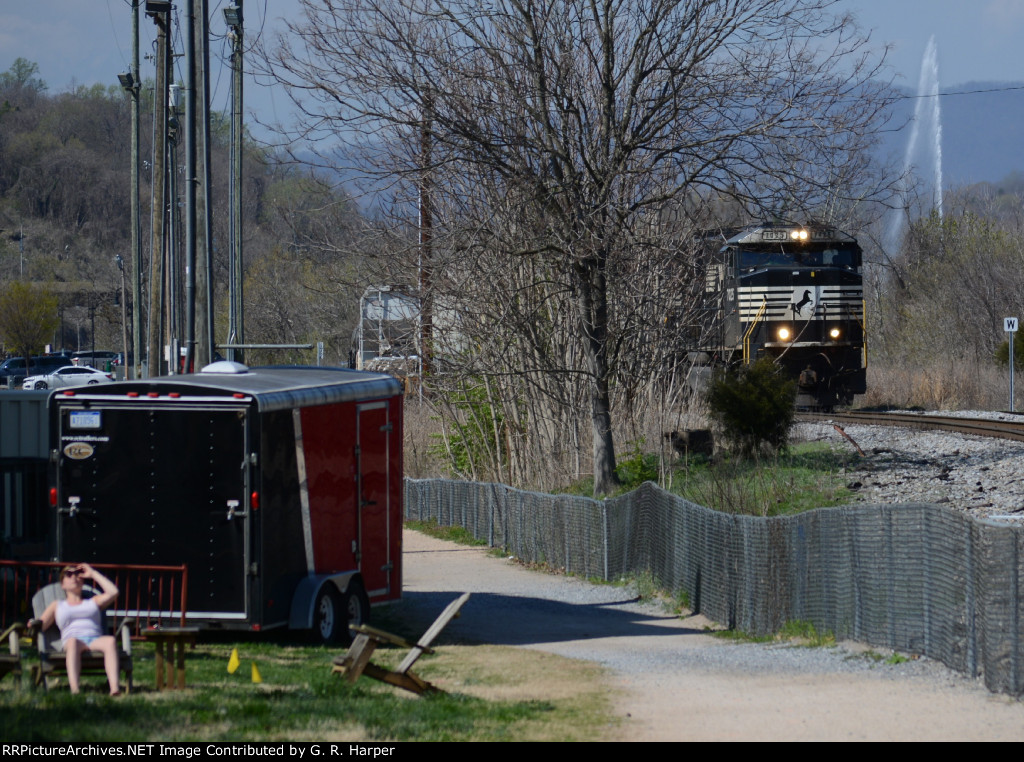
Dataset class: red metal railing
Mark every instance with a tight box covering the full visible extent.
[0,561,188,637]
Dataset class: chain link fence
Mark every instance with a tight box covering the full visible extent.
[405,478,1024,696]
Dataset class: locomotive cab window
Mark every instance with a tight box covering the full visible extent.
[796,247,861,268]
[736,249,796,270]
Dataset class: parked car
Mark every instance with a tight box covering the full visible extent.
[0,356,68,387]
[22,365,115,390]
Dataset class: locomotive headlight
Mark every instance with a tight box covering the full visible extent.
[790,229,809,241]
[777,327,791,341]
[829,327,841,339]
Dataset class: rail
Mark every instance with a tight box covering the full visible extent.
[796,411,1024,442]
[0,561,188,637]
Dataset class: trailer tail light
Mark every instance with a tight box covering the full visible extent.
[49,487,57,507]
[233,393,245,399]
[127,392,139,398]
[251,491,260,511]
[148,392,159,398]
[62,391,75,396]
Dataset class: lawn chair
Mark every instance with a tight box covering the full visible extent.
[332,592,470,695]
[30,582,133,693]
[0,622,25,688]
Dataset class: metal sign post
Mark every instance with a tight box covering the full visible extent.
[1006,317,1019,413]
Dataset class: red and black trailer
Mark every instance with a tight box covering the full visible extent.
[48,363,403,642]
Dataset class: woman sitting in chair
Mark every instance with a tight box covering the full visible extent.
[28,564,120,695]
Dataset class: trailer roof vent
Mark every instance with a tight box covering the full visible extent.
[201,361,250,374]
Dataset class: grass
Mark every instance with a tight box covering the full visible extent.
[849,649,912,666]
[405,518,488,546]
[671,443,860,517]
[0,613,612,742]
[558,442,859,517]
[711,620,836,648]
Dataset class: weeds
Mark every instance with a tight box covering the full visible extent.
[615,440,659,487]
[710,629,775,644]
[848,649,912,666]
[559,439,857,517]
[627,571,659,603]
[713,620,836,647]
[405,518,488,546]
[776,620,836,647]
[673,443,858,517]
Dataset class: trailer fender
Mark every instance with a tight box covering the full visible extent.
[289,572,361,630]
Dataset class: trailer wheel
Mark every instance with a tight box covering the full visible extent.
[313,586,346,645]
[342,579,370,643]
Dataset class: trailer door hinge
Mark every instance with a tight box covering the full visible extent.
[380,422,393,432]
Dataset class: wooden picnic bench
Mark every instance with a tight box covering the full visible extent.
[331,592,470,695]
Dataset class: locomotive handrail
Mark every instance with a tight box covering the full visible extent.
[861,298,868,369]
[742,298,768,364]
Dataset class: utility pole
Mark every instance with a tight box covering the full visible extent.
[183,0,198,374]
[168,83,181,371]
[130,1,141,379]
[197,0,215,368]
[116,255,129,380]
[147,0,171,377]
[225,3,244,364]
[418,96,433,386]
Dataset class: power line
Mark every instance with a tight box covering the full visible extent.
[897,83,1024,100]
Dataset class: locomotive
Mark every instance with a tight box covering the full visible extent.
[691,222,865,409]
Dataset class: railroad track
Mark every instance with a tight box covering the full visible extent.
[796,411,1024,443]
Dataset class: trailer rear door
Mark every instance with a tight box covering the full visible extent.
[357,400,395,598]
[56,403,251,620]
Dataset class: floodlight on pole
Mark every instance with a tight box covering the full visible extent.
[144,0,171,16]
[223,5,242,29]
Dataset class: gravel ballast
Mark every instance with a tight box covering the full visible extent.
[795,416,1024,522]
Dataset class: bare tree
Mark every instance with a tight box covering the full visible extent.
[262,0,895,492]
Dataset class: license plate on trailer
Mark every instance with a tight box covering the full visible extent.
[69,410,102,430]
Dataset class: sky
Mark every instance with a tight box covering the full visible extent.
[0,0,1021,138]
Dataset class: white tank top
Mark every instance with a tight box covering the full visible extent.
[55,599,103,645]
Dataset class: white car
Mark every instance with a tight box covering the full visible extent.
[22,365,114,390]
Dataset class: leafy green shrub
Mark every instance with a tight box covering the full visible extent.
[995,338,1024,372]
[615,439,659,488]
[706,358,796,457]
[428,380,507,480]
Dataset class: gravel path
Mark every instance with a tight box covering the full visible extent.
[402,528,1024,741]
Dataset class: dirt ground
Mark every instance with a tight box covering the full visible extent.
[400,529,1024,742]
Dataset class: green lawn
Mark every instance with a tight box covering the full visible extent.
[0,618,611,742]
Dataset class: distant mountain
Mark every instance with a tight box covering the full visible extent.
[880,81,1024,188]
